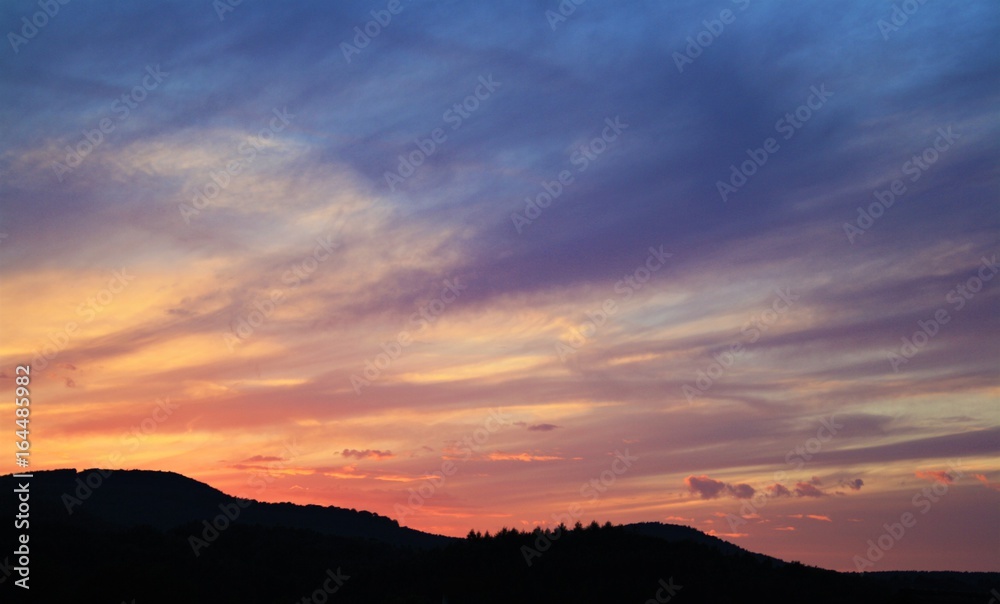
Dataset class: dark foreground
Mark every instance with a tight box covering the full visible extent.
[1,470,995,603]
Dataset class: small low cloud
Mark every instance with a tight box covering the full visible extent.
[513,422,561,432]
[789,514,832,522]
[242,455,284,463]
[685,475,727,499]
[342,449,393,460]
[768,483,792,497]
[487,451,564,462]
[684,475,756,500]
[915,470,955,484]
[841,478,864,491]
[727,483,756,499]
[793,482,826,498]
[527,423,560,432]
[707,529,748,539]
[973,473,1000,491]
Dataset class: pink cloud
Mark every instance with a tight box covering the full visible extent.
[788,514,831,522]
[487,451,564,462]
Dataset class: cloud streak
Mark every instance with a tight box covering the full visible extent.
[0,0,997,573]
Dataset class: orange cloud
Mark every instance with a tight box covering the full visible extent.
[487,452,564,462]
[915,470,955,484]
[243,455,285,463]
[973,473,1000,491]
[707,530,748,539]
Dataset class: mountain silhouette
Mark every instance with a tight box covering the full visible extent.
[3,468,447,548]
[1,469,995,603]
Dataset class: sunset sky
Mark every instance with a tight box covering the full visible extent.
[1,0,998,573]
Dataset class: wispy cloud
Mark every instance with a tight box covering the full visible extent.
[0,0,996,574]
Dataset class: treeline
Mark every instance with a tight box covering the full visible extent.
[7,516,977,603]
